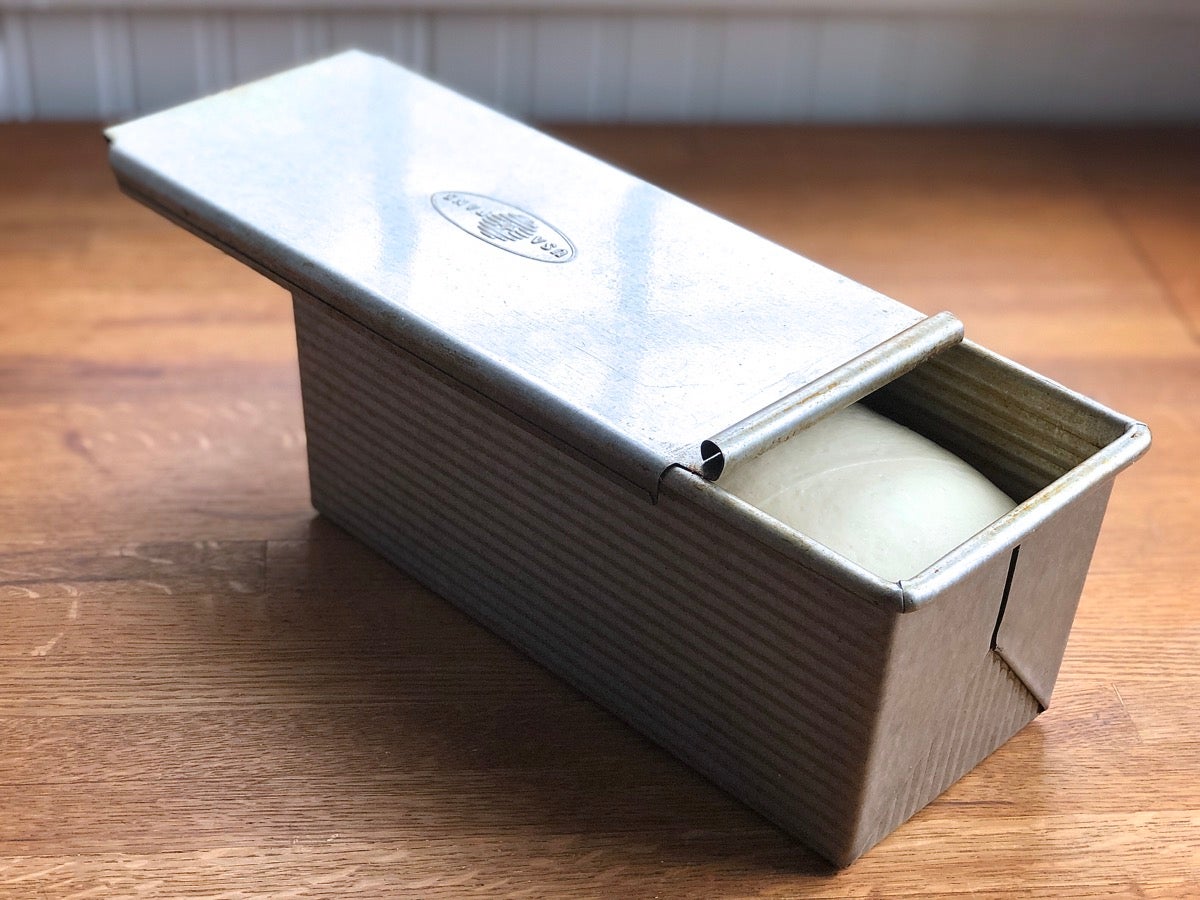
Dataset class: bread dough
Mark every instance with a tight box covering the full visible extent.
[716,403,1016,581]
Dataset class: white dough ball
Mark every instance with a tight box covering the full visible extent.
[716,404,1016,581]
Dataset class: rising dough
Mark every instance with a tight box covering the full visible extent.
[716,404,1016,581]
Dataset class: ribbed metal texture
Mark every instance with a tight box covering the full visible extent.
[869,343,1126,503]
[852,542,1047,856]
[295,291,900,863]
[859,655,1041,856]
[292,291,1099,864]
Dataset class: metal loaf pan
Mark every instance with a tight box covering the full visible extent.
[105,51,1150,866]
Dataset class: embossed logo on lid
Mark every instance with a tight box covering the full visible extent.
[431,191,576,263]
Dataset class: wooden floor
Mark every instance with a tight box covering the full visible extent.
[1,123,1197,897]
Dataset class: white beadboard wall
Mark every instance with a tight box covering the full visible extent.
[1,3,1198,122]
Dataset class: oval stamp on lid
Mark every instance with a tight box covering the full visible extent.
[431,191,576,263]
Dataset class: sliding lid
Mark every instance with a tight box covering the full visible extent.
[107,50,957,500]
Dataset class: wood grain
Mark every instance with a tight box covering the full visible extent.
[1,123,1197,897]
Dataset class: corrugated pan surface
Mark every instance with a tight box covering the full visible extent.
[869,343,1125,502]
[293,290,1054,864]
[857,629,1043,856]
[294,290,900,863]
